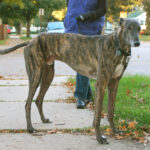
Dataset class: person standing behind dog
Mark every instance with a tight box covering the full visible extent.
[64,0,107,108]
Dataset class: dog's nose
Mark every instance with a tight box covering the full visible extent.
[134,41,140,47]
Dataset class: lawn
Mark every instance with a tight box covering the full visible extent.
[20,36,32,41]
[139,34,150,41]
[0,40,6,45]
[69,75,150,133]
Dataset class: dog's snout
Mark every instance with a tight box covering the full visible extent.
[134,41,140,47]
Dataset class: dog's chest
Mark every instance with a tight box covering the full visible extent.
[112,57,126,78]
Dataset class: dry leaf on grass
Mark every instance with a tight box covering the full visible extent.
[106,128,111,133]
[126,89,132,95]
[128,121,137,129]
[138,98,144,103]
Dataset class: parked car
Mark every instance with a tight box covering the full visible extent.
[105,27,114,35]
[5,25,11,34]
[47,21,65,33]
[30,25,40,33]
[11,27,16,33]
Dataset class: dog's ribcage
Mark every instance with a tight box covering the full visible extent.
[49,33,99,79]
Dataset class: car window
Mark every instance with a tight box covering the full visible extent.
[47,22,64,30]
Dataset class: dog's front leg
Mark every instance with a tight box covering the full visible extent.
[108,78,120,135]
[94,71,109,144]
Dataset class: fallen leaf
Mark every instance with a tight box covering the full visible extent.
[131,92,139,100]
[128,121,137,129]
[116,134,125,140]
[122,125,126,129]
[89,128,95,133]
[106,128,111,133]
[101,112,107,118]
[47,129,57,134]
[0,75,5,80]
[134,131,139,137]
[126,89,132,95]
[124,133,132,137]
[139,137,145,143]
[138,98,144,103]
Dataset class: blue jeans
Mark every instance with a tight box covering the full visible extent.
[74,73,92,100]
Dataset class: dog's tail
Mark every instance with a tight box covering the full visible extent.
[0,41,29,55]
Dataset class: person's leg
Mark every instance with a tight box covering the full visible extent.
[74,73,92,108]
[85,84,92,103]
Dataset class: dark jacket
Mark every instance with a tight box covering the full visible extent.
[64,0,107,35]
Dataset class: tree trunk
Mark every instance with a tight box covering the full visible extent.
[145,8,150,34]
[26,19,31,37]
[14,22,22,35]
[143,1,150,34]
[2,17,8,24]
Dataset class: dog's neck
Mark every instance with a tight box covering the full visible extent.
[115,29,131,57]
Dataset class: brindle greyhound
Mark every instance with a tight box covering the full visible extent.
[0,18,140,144]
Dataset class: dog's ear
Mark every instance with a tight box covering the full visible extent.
[119,18,125,27]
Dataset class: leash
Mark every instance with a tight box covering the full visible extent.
[77,21,81,34]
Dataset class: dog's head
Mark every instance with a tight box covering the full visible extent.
[119,18,141,47]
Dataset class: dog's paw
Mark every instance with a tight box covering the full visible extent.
[97,135,109,144]
[42,118,52,123]
[27,127,36,134]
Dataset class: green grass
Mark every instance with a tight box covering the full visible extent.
[139,34,150,41]
[0,40,6,45]
[114,76,150,128]
[20,36,32,41]
[69,75,150,131]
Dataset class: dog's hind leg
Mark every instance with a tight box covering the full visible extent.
[24,48,42,133]
[35,63,54,123]
[25,68,42,133]
[108,78,120,135]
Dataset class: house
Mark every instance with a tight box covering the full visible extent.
[127,10,146,30]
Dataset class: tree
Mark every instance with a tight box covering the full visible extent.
[2,0,22,5]
[106,0,141,22]
[17,0,65,37]
[0,0,66,37]
[142,0,150,34]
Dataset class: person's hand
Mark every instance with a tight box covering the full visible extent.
[76,13,92,22]
[76,15,85,22]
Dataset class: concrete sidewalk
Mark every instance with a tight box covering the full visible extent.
[0,76,108,130]
[0,133,149,150]
[0,77,73,101]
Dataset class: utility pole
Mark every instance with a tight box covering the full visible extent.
[39,8,44,33]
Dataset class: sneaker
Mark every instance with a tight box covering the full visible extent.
[76,99,85,109]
